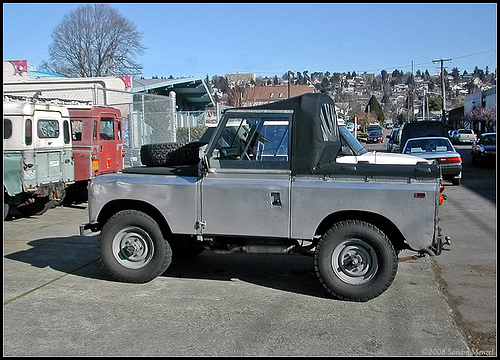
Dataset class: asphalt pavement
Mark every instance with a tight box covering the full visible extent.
[3,204,469,356]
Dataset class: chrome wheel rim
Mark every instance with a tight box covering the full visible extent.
[332,239,378,285]
[112,226,154,269]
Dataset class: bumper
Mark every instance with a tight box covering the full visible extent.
[79,222,100,236]
[440,164,462,177]
[422,226,451,256]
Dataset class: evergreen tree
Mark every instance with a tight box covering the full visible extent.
[366,95,385,123]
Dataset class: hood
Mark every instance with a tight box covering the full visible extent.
[336,151,431,165]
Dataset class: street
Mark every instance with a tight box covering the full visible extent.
[3,133,496,356]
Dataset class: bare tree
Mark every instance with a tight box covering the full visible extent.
[466,105,497,133]
[227,85,245,107]
[40,4,145,77]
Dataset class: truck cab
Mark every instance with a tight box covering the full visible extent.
[64,106,124,204]
[4,101,74,218]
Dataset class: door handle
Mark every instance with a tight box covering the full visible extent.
[270,192,282,207]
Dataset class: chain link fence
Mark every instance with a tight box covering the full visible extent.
[4,86,218,167]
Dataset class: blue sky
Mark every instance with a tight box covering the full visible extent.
[3,3,497,79]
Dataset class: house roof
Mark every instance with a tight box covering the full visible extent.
[243,85,315,106]
[132,77,214,111]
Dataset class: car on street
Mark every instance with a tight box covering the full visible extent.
[389,120,448,153]
[337,125,430,165]
[471,132,496,166]
[402,136,462,185]
[386,127,400,152]
[452,129,476,144]
[366,125,384,143]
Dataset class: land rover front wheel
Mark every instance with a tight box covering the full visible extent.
[314,220,397,302]
[99,210,172,283]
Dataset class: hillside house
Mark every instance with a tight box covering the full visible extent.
[242,85,316,106]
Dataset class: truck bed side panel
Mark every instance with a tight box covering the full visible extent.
[291,175,438,250]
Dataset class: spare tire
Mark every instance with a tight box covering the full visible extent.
[140,141,205,167]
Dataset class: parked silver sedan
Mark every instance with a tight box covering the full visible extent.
[402,136,463,185]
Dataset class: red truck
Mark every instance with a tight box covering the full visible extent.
[64,105,125,204]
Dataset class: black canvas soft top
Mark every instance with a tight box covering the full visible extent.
[229,93,341,175]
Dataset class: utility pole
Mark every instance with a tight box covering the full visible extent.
[409,61,414,122]
[433,58,451,124]
[287,71,293,99]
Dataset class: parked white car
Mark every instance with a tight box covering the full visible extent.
[337,126,431,165]
[403,136,462,185]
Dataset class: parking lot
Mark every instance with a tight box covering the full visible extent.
[3,140,496,356]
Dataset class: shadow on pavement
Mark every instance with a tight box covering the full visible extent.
[4,235,331,299]
[166,251,329,298]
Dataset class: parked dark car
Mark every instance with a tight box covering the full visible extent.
[402,136,462,185]
[386,127,400,152]
[366,126,384,143]
[471,132,496,166]
[392,121,448,153]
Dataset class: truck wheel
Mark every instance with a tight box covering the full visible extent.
[99,210,172,283]
[451,174,461,186]
[314,220,398,302]
[140,141,204,167]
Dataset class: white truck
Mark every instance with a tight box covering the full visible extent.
[453,129,476,144]
[80,93,449,302]
[4,101,75,218]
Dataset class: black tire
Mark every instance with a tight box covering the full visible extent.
[314,220,398,302]
[98,210,172,283]
[140,141,204,167]
[471,151,477,165]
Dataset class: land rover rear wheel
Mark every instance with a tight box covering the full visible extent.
[314,220,398,302]
[99,210,172,283]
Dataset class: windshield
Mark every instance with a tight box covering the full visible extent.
[482,134,496,145]
[403,138,454,154]
[368,129,383,135]
[339,126,368,155]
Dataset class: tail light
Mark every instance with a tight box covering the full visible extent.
[92,148,99,171]
[122,148,126,158]
[437,157,461,164]
[439,183,446,205]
